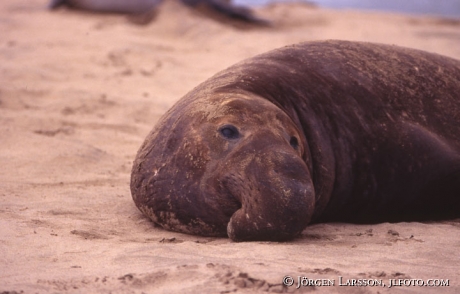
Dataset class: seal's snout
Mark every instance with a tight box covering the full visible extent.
[225,151,315,242]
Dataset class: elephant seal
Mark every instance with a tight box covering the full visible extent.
[48,0,268,24]
[131,40,460,242]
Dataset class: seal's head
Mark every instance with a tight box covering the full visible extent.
[131,91,315,241]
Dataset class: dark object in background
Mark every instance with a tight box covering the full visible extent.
[48,0,269,25]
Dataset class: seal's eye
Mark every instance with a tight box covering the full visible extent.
[290,136,299,150]
[219,125,240,139]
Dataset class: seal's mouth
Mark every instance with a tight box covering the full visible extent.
[220,172,243,212]
[219,172,250,239]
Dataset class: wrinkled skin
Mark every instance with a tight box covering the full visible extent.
[131,40,460,242]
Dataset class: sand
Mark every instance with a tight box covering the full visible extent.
[1,0,460,293]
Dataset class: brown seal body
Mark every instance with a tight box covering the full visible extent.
[131,40,460,242]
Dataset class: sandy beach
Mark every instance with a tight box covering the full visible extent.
[1,0,460,293]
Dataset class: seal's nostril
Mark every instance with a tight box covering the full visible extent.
[290,136,299,150]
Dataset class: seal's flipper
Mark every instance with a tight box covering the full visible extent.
[48,0,67,9]
[420,169,460,220]
[371,122,460,221]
